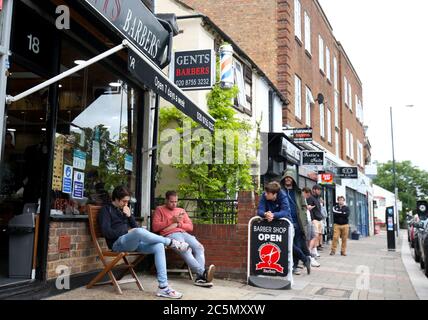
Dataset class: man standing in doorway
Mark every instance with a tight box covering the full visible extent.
[330,196,350,256]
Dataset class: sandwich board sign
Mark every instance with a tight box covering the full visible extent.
[247,217,294,290]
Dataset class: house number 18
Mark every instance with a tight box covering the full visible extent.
[27,34,40,54]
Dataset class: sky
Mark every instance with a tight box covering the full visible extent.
[318,0,428,172]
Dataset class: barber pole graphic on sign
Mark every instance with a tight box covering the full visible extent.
[256,243,284,273]
[220,44,234,89]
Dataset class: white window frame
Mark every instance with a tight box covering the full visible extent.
[344,77,348,106]
[304,12,311,54]
[295,75,302,119]
[305,86,314,127]
[350,132,354,160]
[326,46,331,80]
[320,103,325,138]
[335,132,340,156]
[294,0,302,40]
[349,85,353,111]
[319,35,324,72]
[333,57,338,90]
[357,140,363,166]
[334,90,339,128]
[234,59,247,109]
[346,129,350,157]
[327,108,332,143]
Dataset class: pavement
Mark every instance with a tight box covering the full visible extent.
[48,230,428,300]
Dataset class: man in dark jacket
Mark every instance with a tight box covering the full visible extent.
[307,185,324,257]
[330,196,350,256]
[257,181,291,222]
[98,186,189,299]
[281,168,318,275]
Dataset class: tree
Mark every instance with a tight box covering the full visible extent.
[373,161,428,224]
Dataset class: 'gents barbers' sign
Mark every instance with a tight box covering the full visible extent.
[82,0,170,67]
[171,50,215,90]
[128,52,215,132]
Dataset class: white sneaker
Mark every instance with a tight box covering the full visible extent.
[311,257,320,267]
[169,239,189,252]
[157,286,183,299]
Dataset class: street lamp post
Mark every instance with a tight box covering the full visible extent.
[390,105,414,238]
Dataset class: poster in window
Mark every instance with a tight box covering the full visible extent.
[92,141,100,167]
[73,150,86,171]
[72,171,85,200]
[125,154,133,172]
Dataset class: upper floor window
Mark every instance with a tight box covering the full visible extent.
[319,36,324,72]
[304,12,311,54]
[320,103,325,138]
[234,59,252,114]
[333,57,338,90]
[327,108,332,143]
[295,75,302,119]
[305,86,314,127]
[344,77,349,106]
[326,46,331,81]
[334,90,339,128]
[294,0,302,41]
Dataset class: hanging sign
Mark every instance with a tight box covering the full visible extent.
[337,167,358,179]
[128,51,215,132]
[170,49,215,90]
[73,150,86,171]
[301,151,325,166]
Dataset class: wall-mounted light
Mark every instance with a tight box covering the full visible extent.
[109,81,122,87]
[7,128,16,132]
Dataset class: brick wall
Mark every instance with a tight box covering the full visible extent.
[46,192,258,281]
[47,221,104,280]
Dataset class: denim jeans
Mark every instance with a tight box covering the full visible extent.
[168,232,205,276]
[112,228,171,288]
[293,223,310,268]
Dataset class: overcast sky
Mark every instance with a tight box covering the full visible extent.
[318,0,428,172]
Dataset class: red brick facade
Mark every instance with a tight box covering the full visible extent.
[178,0,367,169]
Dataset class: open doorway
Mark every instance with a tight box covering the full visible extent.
[0,62,48,287]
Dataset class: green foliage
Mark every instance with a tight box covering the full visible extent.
[373,161,428,224]
[158,81,257,200]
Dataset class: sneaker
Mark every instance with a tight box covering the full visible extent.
[292,268,301,275]
[204,264,215,283]
[304,257,311,275]
[330,251,335,256]
[157,287,183,299]
[194,276,213,288]
[169,239,189,252]
[310,257,320,267]
[341,252,347,256]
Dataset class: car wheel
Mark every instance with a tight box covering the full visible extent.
[415,242,421,263]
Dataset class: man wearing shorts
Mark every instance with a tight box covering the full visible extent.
[307,185,324,257]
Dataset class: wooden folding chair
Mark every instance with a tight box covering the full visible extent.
[86,205,146,295]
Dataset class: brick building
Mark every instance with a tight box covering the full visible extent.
[176,0,375,236]
[178,0,368,170]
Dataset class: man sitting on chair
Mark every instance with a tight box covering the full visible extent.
[98,186,189,299]
[153,191,215,288]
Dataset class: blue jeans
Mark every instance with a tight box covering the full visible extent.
[293,223,309,268]
[112,228,171,288]
[168,232,205,276]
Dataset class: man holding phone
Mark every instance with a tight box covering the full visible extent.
[99,186,189,299]
[153,191,215,288]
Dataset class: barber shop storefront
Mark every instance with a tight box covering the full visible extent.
[0,0,213,297]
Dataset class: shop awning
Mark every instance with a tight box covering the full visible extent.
[5,40,216,132]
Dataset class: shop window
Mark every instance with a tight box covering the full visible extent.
[50,40,140,216]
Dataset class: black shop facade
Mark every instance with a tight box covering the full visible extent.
[0,0,213,297]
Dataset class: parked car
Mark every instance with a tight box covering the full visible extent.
[417,219,428,277]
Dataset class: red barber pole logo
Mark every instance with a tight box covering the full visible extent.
[256,243,284,273]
